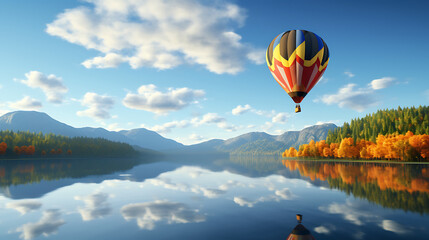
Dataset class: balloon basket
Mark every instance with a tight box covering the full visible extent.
[295,104,301,113]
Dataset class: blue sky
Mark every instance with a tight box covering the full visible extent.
[0,0,428,144]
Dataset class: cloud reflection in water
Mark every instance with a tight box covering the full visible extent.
[319,199,410,235]
[75,192,112,221]
[121,200,205,230]
[14,209,65,240]
[6,200,42,215]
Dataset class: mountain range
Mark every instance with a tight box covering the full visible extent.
[0,111,337,154]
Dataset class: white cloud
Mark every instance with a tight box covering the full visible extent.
[77,92,114,119]
[75,192,112,221]
[106,123,124,131]
[369,77,395,90]
[344,71,355,78]
[271,112,289,124]
[15,209,65,240]
[217,121,238,132]
[8,96,42,110]
[121,200,205,230]
[46,0,263,74]
[246,49,265,64]
[123,84,205,114]
[315,121,336,125]
[150,120,190,133]
[19,71,68,103]
[188,133,204,141]
[191,113,237,131]
[192,113,225,125]
[320,84,376,112]
[81,53,125,68]
[379,220,408,234]
[232,104,252,115]
[6,200,42,215]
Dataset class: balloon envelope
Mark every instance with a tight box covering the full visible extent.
[266,30,329,104]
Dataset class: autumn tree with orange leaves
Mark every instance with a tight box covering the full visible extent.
[283,132,429,162]
[0,142,7,154]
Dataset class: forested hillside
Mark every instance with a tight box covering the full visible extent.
[326,106,429,143]
[0,130,137,158]
[283,106,429,162]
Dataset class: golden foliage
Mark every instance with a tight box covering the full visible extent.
[282,131,429,161]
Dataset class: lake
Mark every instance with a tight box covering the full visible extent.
[0,156,428,240]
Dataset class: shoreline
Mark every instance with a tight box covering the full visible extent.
[0,156,139,161]
[282,157,429,165]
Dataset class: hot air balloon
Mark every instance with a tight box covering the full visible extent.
[266,30,329,113]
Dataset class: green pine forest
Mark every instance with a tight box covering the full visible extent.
[0,130,138,158]
[326,106,429,144]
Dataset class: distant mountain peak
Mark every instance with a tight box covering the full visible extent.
[1,111,52,123]
[0,111,183,151]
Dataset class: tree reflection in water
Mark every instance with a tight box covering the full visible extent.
[282,160,429,214]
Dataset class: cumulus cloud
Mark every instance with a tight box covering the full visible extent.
[188,133,204,142]
[144,112,238,136]
[192,113,225,125]
[320,84,376,112]
[8,96,42,110]
[231,105,278,118]
[320,76,397,111]
[191,113,237,131]
[150,120,190,133]
[75,192,112,221]
[46,0,263,74]
[232,104,252,115]
[121,200,205,230]
[77,92,114,119]
[81,53,125,68]
[344,71,355,78]
[15,209,65,240]
[19,71,68,103]
[272,113,289,124]
[246,49,266,64]
[216,121,238,132]
[6,200,42,215]
[123,84,205,114]
[369,77,395,90]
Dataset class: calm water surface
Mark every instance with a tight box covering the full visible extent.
[0,156,428,240]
